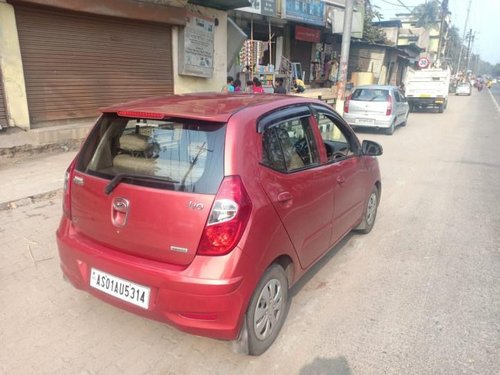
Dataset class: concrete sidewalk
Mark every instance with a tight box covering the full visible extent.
[0,150,78,209]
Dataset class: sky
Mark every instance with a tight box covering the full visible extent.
[370,0,500,64]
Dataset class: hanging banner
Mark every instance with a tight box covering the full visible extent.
[238,0,277,17]
[178,12,215,78]
[282,0,325,26]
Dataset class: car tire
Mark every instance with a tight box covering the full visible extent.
[355,185,379,234]
[246,264,289,356]
[438,104,444,113]
[385,121,395,135]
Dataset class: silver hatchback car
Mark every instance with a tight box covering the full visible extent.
[343,85,409,135]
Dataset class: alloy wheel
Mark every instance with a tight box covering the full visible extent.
[253,278,284,341]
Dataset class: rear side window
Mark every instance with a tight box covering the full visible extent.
[77,114,225,194]
[351,89,389,102]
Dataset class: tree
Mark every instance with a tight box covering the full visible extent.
[412,0,440,29]
[362,0,387,44]
[493,63,500,77]
[445,25,462,70]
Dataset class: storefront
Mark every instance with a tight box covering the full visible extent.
[12,2,184,126]
[229,0,283,91]
[282,0,325,84]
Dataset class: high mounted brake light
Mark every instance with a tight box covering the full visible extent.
[116,111,165,119]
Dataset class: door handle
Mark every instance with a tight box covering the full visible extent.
[277,191,293,202]
[73,176,84,186]
[336,176,346,185]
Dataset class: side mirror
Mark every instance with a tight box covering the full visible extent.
[362,140,383,156]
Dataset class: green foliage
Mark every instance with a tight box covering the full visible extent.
[412,0,440,29]
[445,25,462,66]
[362,1,387,44]
[494,63,500,77]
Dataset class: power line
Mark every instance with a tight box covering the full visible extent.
[379,0,410,7]
[395,0,413,13]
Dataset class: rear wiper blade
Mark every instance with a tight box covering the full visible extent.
[104,173,179,195]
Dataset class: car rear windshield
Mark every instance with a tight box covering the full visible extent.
[351,89,390,102]
[76,113,225,194]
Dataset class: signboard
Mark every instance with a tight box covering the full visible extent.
[418,57,430,69]
[238,0,277,16]
[295,25,321,43]
[331,8,364,38]
[282,0,325,26]
[178,12,215,78]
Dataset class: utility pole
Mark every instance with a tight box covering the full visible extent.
[456,0,472,75]
[436,0,448,67]
[465,30,474,74]
[335,0,353,114]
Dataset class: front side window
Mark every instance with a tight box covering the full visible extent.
[261,116,319,172]
[77,114,225,194]
[314,110,357,162]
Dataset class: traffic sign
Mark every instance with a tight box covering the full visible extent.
[418,57,430,69]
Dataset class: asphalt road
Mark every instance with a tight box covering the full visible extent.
[1,90,499,374]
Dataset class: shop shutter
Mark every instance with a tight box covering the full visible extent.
[15,5,174,124]
[290,39,312,84]
[0,72,7,127]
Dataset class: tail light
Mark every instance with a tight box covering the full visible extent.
[62,160,76,219]
[386,95,393,116]
[197,176,252,256]
[343,96,351,113]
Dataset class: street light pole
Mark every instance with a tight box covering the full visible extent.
[335,0,354,114]
[456,0,472,75]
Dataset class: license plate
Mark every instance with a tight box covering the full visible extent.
[90,268,150,309]
[356,118,374,125]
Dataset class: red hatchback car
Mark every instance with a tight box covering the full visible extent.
[56,93,382,355]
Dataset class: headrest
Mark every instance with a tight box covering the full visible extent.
[119,134,151,152]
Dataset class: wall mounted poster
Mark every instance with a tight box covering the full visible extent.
[179,12,215,78]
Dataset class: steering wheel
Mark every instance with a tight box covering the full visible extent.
[294,138,308,156]
[330,152,345,160]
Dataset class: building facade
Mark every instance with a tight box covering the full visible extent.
[0,0,232,130]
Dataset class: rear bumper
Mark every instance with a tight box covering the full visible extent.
[56,217,250,340]
[407,97,446,106]
[344,114,393,128]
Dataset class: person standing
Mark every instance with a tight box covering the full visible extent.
[252,78,265,93]
[273,77,287,94]
[245,80,254,93]
[233,79,242,92]
[222,76,235,93]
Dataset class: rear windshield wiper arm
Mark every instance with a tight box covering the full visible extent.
[104,173,179,195]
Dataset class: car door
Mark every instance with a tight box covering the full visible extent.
[395,89,409,123]
[311,105,368,244]
[258,106,335,269]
